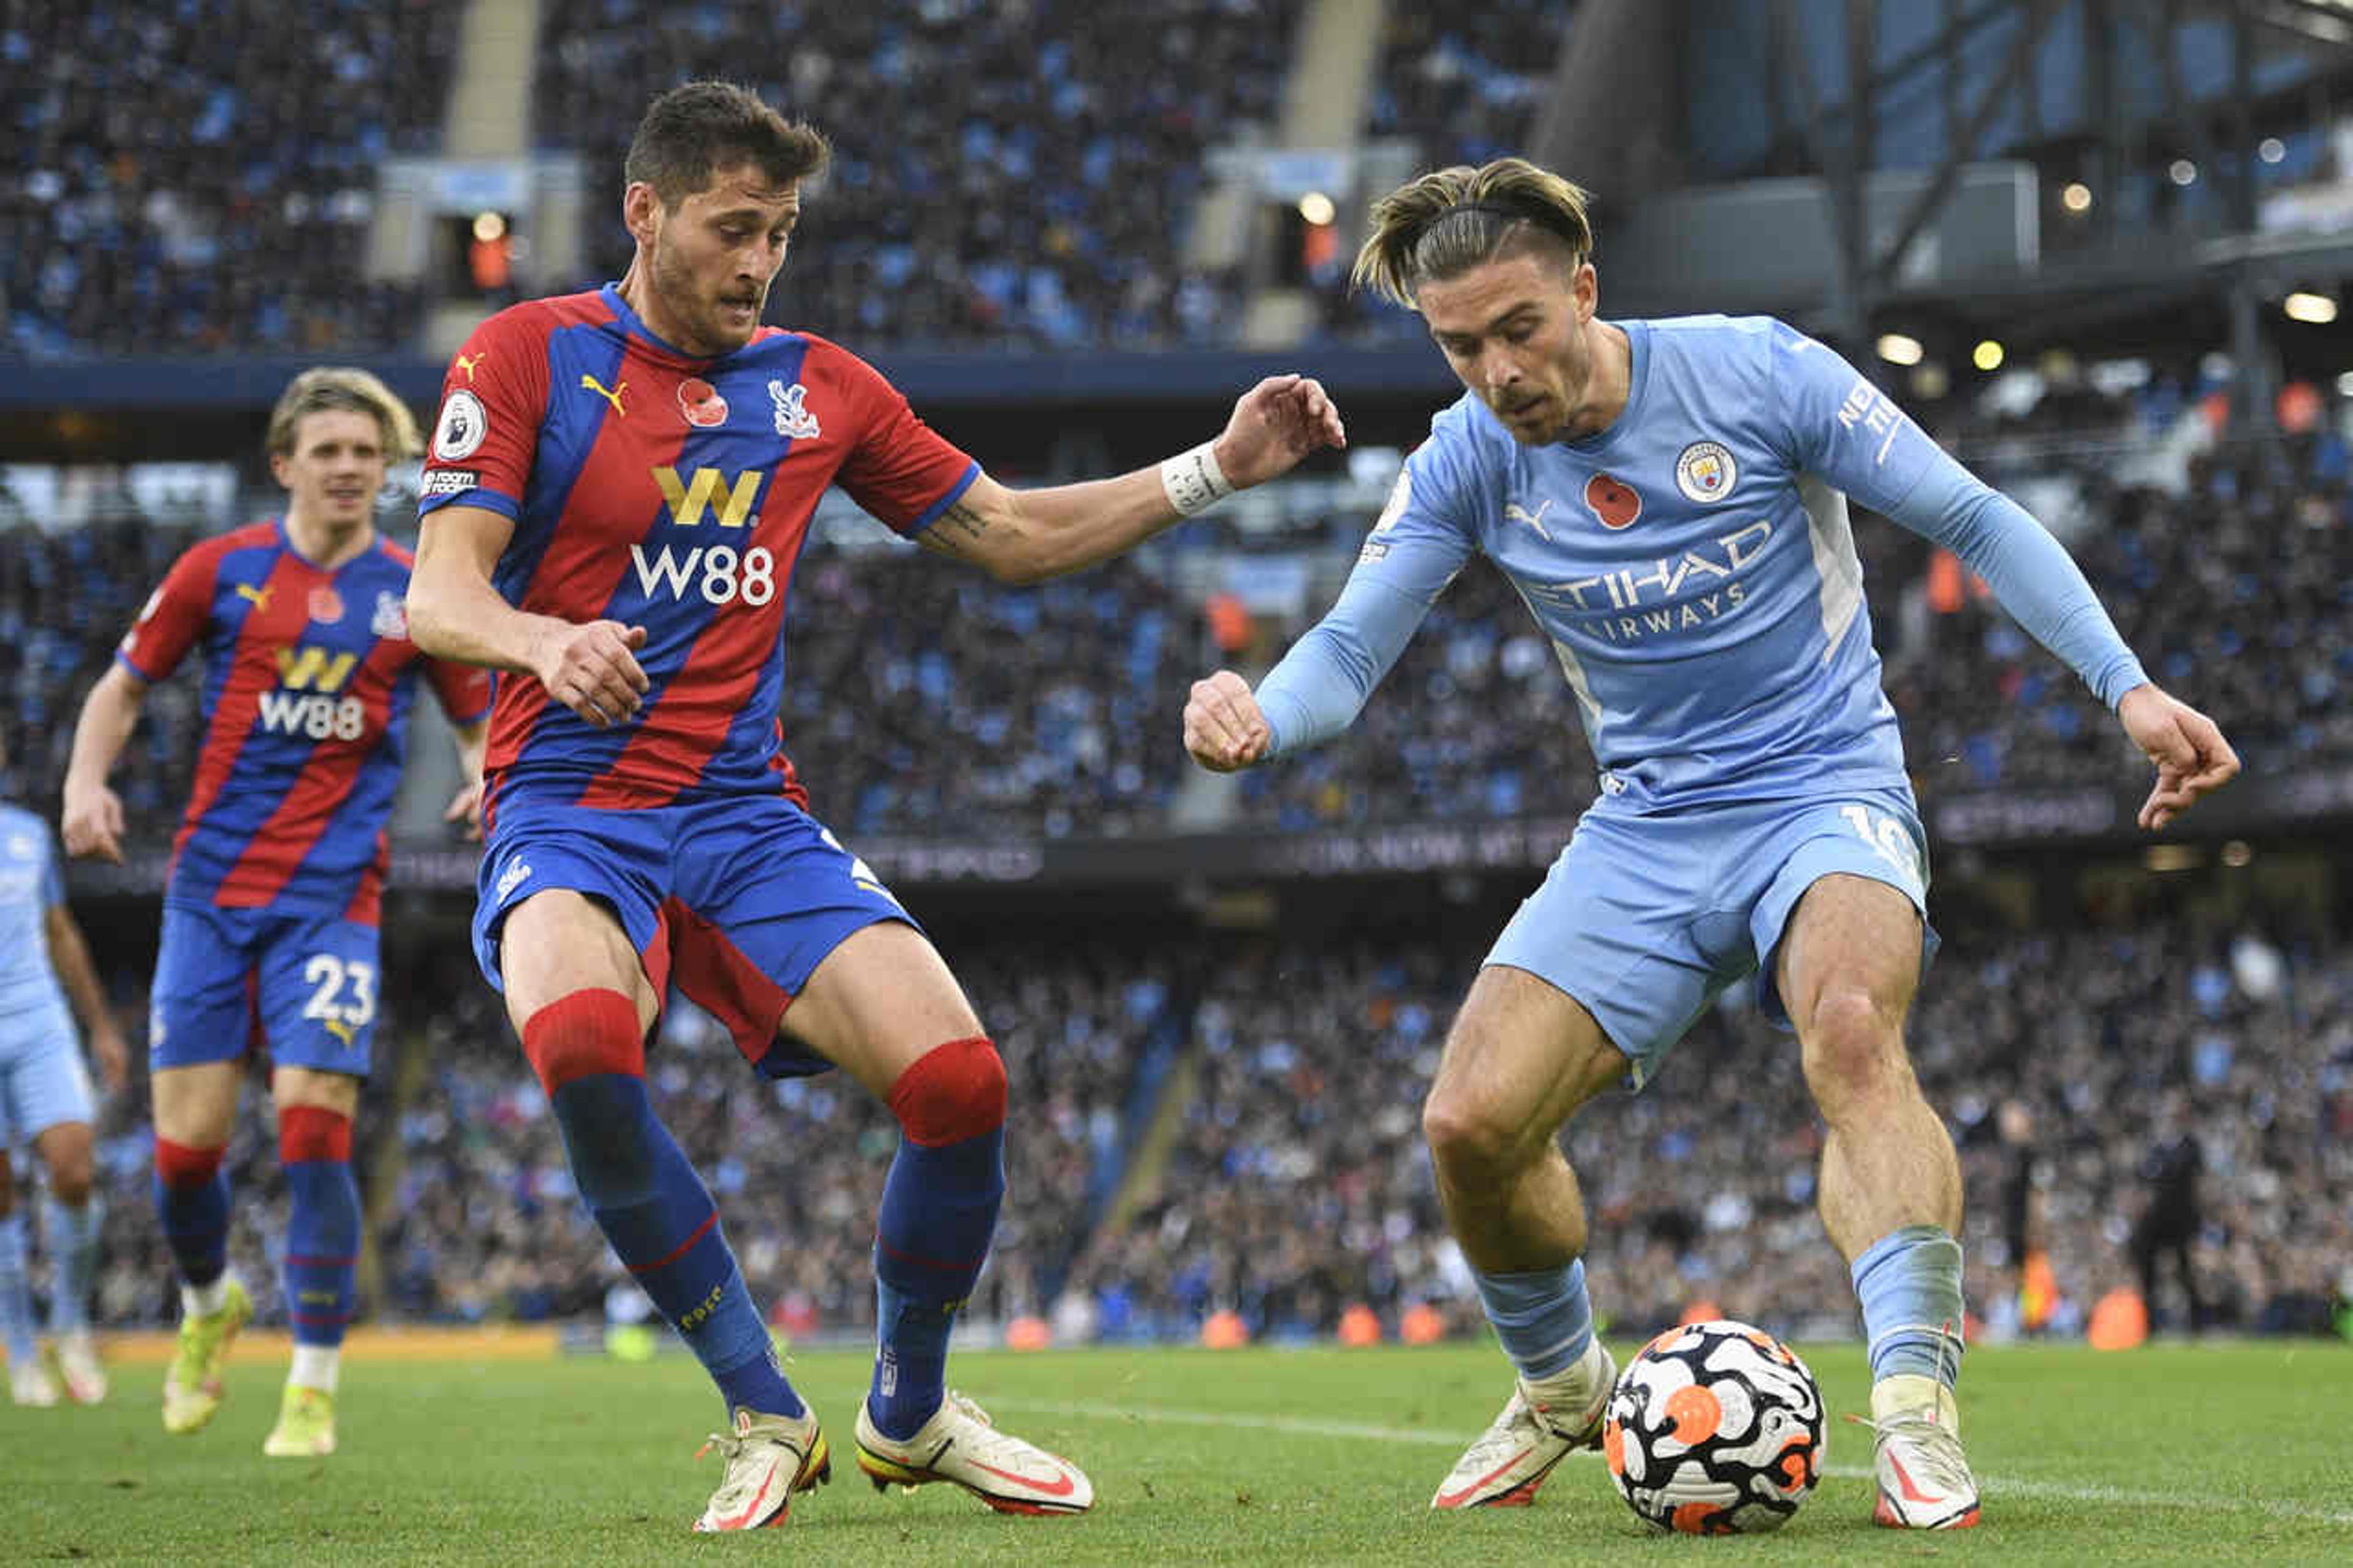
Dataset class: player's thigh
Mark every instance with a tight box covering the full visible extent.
[271,1064,362,1118]
[667,799,970,1096]
[149,903,259,1074]
[1428,963,1628,1159]
[496,889,659,1035]
[475,812,667,1034]
[782,922,982,1099]
[153,1061,243,1146]
[1482,809,1751,1094]
[1753,790,1933,1039]
[254,915,385,1079]
[1773,874,1924,1036]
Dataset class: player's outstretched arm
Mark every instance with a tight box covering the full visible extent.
[60,664,145,863]
[43,904,129,1091]
[2117,684,2240,831]
[410,504,651,729]
[1184,670,1276,773]
[920,374,1346,584]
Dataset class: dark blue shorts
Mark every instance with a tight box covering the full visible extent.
[472,793,917,1077]
[151,903,381,1077]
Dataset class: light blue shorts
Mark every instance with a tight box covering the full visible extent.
[0,1007,95,1143]
[1485,786,1936,1090]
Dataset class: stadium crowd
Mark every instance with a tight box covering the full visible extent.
[42,907,2351,1347]
[534,0,1303,349]
[2,0,456,355]
[7,423,2349,839]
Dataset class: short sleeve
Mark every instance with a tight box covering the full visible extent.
[825,347,981,536]
[115,546,217,684]
[426,657,494,725]
[419,311,551,521]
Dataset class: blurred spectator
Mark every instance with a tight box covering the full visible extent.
[2,1,456,354]
[533,0,1302,349]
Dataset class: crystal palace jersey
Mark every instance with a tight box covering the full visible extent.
[116,523,493,923]
[415,285,980,817]
[1257,315,2146,813]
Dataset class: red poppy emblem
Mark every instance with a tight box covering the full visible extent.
[678,377,729,427]
[1583,473,1642,529]
[308,586,345,623]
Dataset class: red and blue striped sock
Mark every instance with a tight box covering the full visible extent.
[529,990,800,1420]
[869,1037,1007,1441]
[280,1105,358,1354]
[154,1137,229,1289]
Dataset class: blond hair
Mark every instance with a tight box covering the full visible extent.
[1350,157,1595,311]
[266,367,421,461]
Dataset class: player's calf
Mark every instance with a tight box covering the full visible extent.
[869,1037,1006,1442]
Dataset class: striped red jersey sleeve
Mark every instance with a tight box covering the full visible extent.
[420,308,555,521]
[425,657,494,725]
[116,537,226,683]
[813,338,981,536]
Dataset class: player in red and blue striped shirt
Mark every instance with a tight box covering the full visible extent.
[63,368,490,1458]
[407,81,1343,1532]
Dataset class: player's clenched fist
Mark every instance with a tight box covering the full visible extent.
[1184,669,1274,772]
[533,619,651,727]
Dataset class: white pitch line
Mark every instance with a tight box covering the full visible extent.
[983,1396,2353,1528]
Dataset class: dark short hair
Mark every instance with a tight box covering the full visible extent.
[624,80,830,208]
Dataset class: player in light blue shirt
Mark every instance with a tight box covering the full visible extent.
[0,724,129,1407]
[1183,158,2239,1531]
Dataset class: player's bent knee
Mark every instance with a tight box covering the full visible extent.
[154,1137,226,1192]
[886,1036,1007,1146]
[521,988,648,1095]
[1421,1089,1523,1177]
[279,1104,353,1164]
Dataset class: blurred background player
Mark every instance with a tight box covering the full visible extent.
[1181,157,2239,1531]
[2131,1093,2207,1334]
[0,722,130,1407]
[61,368,490,1456]
[406,81,1343,1532]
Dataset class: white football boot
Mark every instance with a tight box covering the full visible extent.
[1864,1374,1982,1529]
[9,1355,59,1407]
[55,1331,107,1406]
[854,1390,1093,1515]
[691,1405,832,1532]
[1431,1336,1618,1508]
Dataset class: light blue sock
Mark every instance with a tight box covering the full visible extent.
[42,1197,100,1336]
[1472,1260,1593,1382]
[1852,1224,1966,1385]
[0,1213,36,1365]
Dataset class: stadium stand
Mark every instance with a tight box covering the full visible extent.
[2,1,458,355]
[533,0,1305,348]
[58,909,2350,1346]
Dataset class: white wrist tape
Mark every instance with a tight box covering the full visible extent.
[1160,441,1235,516]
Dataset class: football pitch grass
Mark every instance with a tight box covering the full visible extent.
[4,1339,2347,1564]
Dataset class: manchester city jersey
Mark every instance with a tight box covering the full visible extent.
[0,803,69,1029]
[1260,316,2144,813]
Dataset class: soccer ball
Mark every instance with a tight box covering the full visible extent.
[1603,1319,1824,1534]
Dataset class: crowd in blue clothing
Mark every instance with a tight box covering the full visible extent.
[1,0,454,355]
[534,0,1301,350]
[50,911,2351,1346]
[6,425,2349,837]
